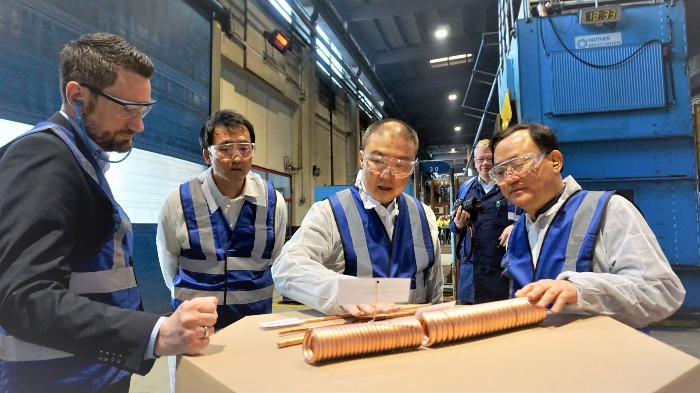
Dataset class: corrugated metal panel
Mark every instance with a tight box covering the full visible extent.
[550,42,665,114]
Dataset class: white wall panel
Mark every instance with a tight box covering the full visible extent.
[267,99,293,173]
[332,131,350,184]
[105,150,206,224]
[245,81,270,168]
[220,65,294,174]
[313,118,331,186]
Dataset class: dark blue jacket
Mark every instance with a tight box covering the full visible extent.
[450,177,520,304]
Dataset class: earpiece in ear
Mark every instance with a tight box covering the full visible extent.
[552,161,560,167]
[76,98,83,106]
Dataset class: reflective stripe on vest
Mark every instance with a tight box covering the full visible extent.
[0,123,138,391]
[0,334,72,361]
[173,176,276,307]
[328,188,435,304]
[506,190,614,292]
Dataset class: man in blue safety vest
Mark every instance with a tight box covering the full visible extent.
[0,32,217,393]
[272,119,443,316]
[157,109,287,329]
[492,122,685,328]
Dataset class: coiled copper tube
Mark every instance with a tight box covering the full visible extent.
[419,298,546,347]
[303,317,425,365]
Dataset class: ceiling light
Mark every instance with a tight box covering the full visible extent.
[428,53,468,69]
[451,148,456,153]
[435,28,448,39]
[448,94,457,101]
[466,53,473,58]
[455,126,461,131]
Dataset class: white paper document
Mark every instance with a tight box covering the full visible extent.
[336,278,410,305]
[258,318,304,329]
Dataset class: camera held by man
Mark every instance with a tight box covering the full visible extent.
[453,197,482,224]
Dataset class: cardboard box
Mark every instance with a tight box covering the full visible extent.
[176,311,700,392]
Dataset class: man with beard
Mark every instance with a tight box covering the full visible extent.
[272,119,443,316]
[0,33,217,393]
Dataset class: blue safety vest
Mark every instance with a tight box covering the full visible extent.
[327,187,435,303]
[506,190,614,293]
[172,176,276,328]
[0,122,139,392]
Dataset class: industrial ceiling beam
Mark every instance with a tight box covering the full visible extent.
[342,0,472,22]
[367,35,481,65]
[383,74,468,97]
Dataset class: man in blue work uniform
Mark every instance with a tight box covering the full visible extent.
[450,139,520,304]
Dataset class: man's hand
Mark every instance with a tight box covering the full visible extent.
[451,206,470,230]
[154,297,218,357]
[514,279,578,313]
[498,224,514,247]
[341,303,401,317]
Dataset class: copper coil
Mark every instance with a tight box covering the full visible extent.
[303,316,424,365]
[419,298,547,347]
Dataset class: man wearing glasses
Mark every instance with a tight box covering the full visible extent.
[157,109,287,329]
[491,123,684,328]
[450,139,521,305]
[0,33,217,392]
[272,119,443,316]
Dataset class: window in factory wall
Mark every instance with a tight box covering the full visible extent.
[0,118,29,146]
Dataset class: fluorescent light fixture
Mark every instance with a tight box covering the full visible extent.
[451,148,456,153]
[435,28,448,39]
[429,53,468,69]
[429,57,448,64]
[448,94,458,101]
[466,53,473,58]
[454,126,462,131]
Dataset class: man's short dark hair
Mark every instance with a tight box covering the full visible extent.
[60,33,154,104]
[361,118,419,157]
[490,122,560,157]
[199,109,255,150]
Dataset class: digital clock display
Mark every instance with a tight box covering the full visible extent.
[579,6,621,25]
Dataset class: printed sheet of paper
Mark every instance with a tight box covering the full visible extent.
[336,278,410,305]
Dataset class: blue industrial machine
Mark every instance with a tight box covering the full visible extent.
[502,0,699,310]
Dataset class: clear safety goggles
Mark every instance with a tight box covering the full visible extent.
[363,153,416,178]
[80,83,156,120]
[488,151,547,183]
[208,142,256,159]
